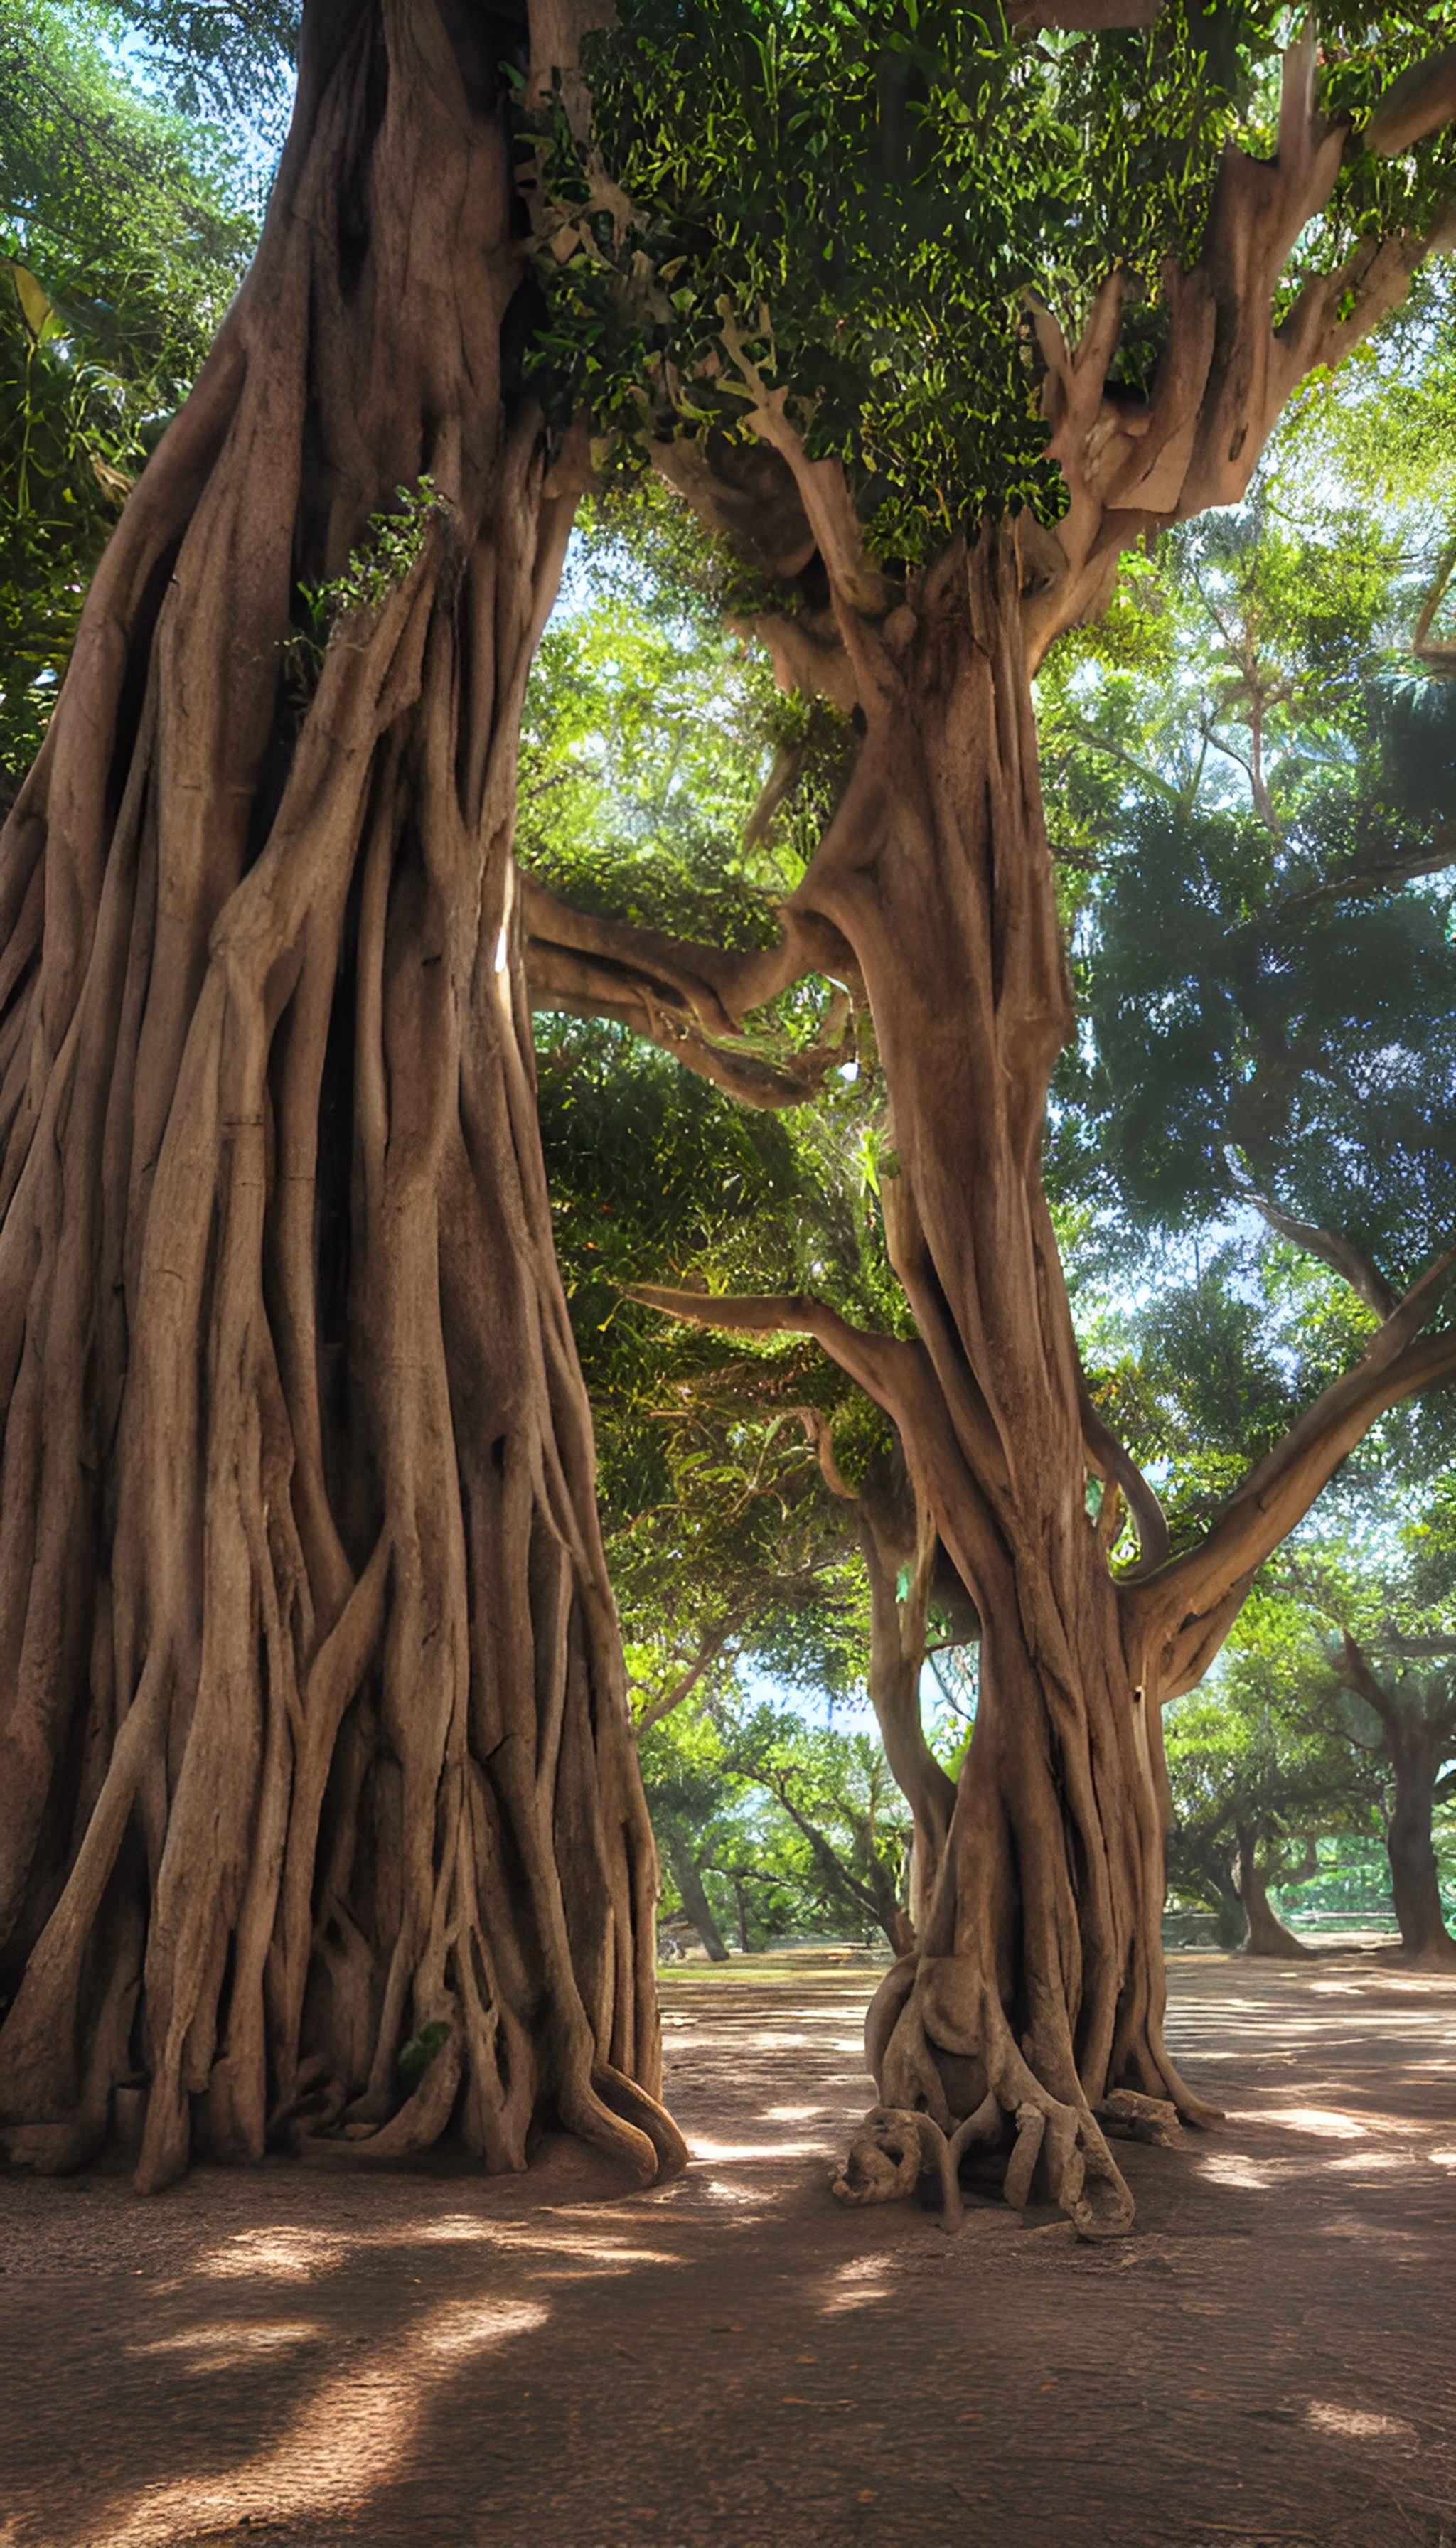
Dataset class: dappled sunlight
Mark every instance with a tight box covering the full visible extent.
[815,2253,896,2316]
[198,2227,350,2279]
[195,2209,685,2289]
[1198,2154,1275,2189]
[100,2297,548,2546]
[1241,2107,1367,2138]
[687,2136,830,2161]
[1307,2401,1418,2444]
[1324,2151,1410,2171]
[132,2321,323,2365]
[763,2103,831,2121]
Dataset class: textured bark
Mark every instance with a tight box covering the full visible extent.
[0,2,685,2195]
[1233,1830,1315,1959]
[856,1508,958,1935]
[1334,1636,1456,1966]
[660,1825,732,1963]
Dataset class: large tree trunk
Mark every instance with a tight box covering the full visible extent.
[1335,1636,1456,1966]
[0,1,683,2195]
[805,531,1201,2237]
[521,33,1456,2235]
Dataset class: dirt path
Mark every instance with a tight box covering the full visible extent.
[2,1954,1454,2548]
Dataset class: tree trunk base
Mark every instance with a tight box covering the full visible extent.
[831,1940,1220,2241]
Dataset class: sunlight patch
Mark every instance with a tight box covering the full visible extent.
[1197,2155,1273,2190]
[1307,2401,1418,2443]
[1264,2107,1366,2138]
[198,2229,347,2278]
[132,2323,321,2359]
[422,2301,547,2355]
[688,2136,828,2160]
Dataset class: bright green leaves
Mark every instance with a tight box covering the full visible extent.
[525,0,1456,566]
[0,0,255,798]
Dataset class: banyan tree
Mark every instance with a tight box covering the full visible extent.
[1,0,1454,2232]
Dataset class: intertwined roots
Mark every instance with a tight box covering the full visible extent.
[831,1954,1191,2239]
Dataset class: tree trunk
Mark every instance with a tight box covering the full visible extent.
[0,2,683,2194]
[856,1507,956,1934]
[1384,1723,1456,1965]
[661,1826,731,1962]
[1233,1829,1314,1959]
[798,529,1206,2235]
[1333,1636,1456,1966]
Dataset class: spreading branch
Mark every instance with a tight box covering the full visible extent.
[631,1614,747,1735]
[1132,1253,1456,1689]
[1236,1189,1400,1322]
[1023,31,1456,665]
[523,872,860,1108]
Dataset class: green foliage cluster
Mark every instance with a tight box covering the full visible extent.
[527,0,1456,562]
[0,0,254,794]
[300,476,439,628]
[98,0,298,164]
[1045,493,1456,1288]
[641,1694,909,1949]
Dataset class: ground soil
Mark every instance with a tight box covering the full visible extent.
[1,1951,1453,2548]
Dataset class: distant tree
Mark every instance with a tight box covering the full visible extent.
[0,2,253,797]
[1228,1521,1456,1963]
[1164,1682,1375,1955]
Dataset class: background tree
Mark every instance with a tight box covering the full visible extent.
[521,6,1456,2233]
[0,1,253,800]
[1226,1525,1456,1962]
[1163,1680,1376,1954]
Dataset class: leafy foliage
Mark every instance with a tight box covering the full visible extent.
[527,0,1456,562]
[1046,493,1456,1290]
[0,0,254,794]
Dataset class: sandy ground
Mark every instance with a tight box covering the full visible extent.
[1,1952,1454,2548]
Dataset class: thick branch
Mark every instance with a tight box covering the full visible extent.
[523,871,859,1108]
[1333,1630,1398,1733]
[632,1615,746,1735]
[1077,1373,1171,1576]
[626,1284,921,1413]
[1133,1257,1456,1686]
[1022,33,1456,668]
[628,1286,1019,1631]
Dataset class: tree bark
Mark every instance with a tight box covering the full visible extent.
[1335,1636,1456,1966]
[1233,1829,1314,1959]
[0,1,684,2194]
[1383,1726,1456,1965]
[661,1825,731,1962]
[805,534,1192,2234]
[855,1506,957,1935]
